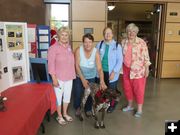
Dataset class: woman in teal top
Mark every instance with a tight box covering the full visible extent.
[96,27,123,113]
[73,33,106,119]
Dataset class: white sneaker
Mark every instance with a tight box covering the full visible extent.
[122,106,134,112]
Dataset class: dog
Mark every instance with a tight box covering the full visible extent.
[78,82,120,129]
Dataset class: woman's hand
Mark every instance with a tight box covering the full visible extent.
[52,78,59,87]
[100,81,107,91]
[109,71,115,81]
[145,66,149,77]
[82,79,89,89]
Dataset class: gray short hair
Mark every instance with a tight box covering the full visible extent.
[126,23,139,34]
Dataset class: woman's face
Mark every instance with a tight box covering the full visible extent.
[83,37,93,52]
[104,28,113,42]
[127,29,137,40]
[58,31,69,44]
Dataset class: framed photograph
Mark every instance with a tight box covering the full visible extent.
[84,28,93,34]
[12,66,23,83]
[12,52,23,61]
[6,25,24,50]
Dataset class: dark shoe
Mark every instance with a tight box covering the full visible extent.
[94,122,100,129]
[78,114,84,121]
[76,113,83,121]
[75,109,83,121]
[107,106,115,113]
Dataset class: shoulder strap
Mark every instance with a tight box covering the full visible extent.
[100,40,118,49]
[99,40,104,50]
[116,42,118,49]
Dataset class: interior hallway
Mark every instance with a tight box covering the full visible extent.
[38,77,180,135]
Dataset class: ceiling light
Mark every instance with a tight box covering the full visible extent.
[108,5,115,11]
[108,2,115,11]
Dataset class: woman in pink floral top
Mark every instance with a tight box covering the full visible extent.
[121,23,151,118]
[48,27,76,125]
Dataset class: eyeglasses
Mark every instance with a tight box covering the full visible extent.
[127,31,137,34]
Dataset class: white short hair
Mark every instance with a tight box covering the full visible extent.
[126,23,139,34]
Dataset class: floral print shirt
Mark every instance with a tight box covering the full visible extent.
[121,37,151,79]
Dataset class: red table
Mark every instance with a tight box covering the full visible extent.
[0,83,56,135]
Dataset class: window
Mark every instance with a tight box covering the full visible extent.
[50,4,69,30]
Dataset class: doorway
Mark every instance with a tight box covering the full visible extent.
[107,2,165,78]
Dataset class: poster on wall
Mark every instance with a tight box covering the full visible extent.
[6,25,24,50]
[12,66,24,83]
[0,38,2,51]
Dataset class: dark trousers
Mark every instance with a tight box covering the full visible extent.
[73,77,95,112]
[96,71,118,90]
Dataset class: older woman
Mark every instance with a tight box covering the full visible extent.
[73,33,106,119]
[121,23,151,117]
[96,27,123,113]
[48,27,76,125]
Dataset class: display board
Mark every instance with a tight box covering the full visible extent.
[0,22,30,92]
[27,24,37,58]
[37,25,50,58]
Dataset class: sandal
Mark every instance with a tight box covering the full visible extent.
[56,117,67,125]
[63,115,73,122]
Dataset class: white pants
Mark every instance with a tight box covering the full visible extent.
[54,79,73,106]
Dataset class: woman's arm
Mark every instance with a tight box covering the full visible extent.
[75,47,89,89]
[142,42,151,77]
[109,44,123,80]
[47,47,59,87]
[95,51,107,90]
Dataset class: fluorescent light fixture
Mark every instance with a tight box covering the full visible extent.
[108,5,115,11]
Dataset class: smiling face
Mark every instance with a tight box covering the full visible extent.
[58,31,69,44]
[126,23,139,41]
[127,29,137,40]
[103,28,113,42]
[83,37,93,52]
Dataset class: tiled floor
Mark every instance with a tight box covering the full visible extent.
[38,77,180,135]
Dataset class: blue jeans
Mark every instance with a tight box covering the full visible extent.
[73,77,95,112]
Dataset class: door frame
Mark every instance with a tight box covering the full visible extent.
[106,1,166,78]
